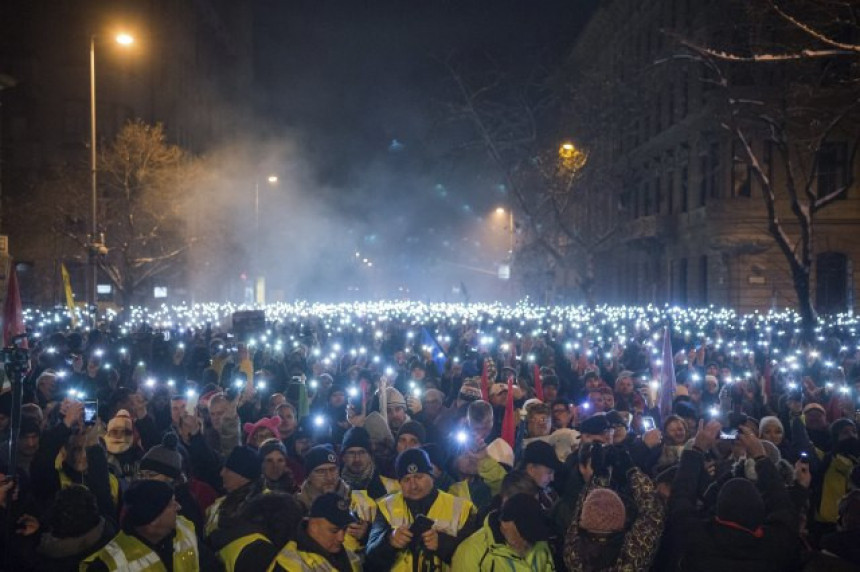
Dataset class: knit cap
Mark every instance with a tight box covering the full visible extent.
[386,387,407,409]
[396,420,426,444]
[139,433,183,480]
[716,478,765,534]
[258,438,288,461]
[123,480,174,527]
[243,416,282,445]
[107,409,133,432]
[341,426,372,453]
[305,445,339,473]
[224,446,261,481]
[580,488,626,533]
[395,448,433,479]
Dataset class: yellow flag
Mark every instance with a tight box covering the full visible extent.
[60,263,77,328]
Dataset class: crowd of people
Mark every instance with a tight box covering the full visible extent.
[0,302,858,571]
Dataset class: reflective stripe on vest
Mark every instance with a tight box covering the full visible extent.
[350,490,377,523]
[205,496,225,536]
[377,491,474,571]
[80,516,198,572]
[218,533,271,572]
[272,540,360,571]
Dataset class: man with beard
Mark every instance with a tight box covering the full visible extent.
[298,444,374,553]
[340,426,399,500]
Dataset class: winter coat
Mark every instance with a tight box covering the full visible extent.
[452,512,555,571]
[667,449,801,572]
[563,467,664,572]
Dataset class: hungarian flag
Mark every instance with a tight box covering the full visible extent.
[501,376,516,448]
[3,263,25,346]
[533,365,544,401]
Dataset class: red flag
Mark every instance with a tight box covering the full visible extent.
[501,377,515,448]
[533,365,544,401]
[3,264,25,346]
[480,358,489,401]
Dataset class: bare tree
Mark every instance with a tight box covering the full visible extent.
[439,51,620,303]
[31,121,202,306]
[676,0,860,335]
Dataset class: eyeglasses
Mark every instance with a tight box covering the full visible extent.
[108,429,133,437]
[343,450,368,459]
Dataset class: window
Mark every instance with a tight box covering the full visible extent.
[708,143,721,199]
[732,141,752,197]
[655,175,663,214]
[699,255,708,304]
[817,142,848,199]
[671,258,688,305]
[681,165,689,212]
[667,171,675,214]
[816,252,848,314]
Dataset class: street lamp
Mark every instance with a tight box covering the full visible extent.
[495,207,514,256]
[253,174,279,304]
[89,32,134,314]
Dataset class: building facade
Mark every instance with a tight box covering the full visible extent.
[566,0,860,314]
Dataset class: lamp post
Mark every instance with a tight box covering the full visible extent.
[253,174,278,304]
[495,207,514,257]
[89,32,134,314]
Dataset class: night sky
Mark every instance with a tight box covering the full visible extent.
[248,0,596,300]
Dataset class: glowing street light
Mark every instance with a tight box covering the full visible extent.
[89,31,135,314]
[494,207,514,256]
[254,174,280,304]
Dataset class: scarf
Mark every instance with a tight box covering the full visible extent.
[297,478,351,512]
[341,462,376,491]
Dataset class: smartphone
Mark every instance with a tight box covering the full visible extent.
[83,400,99,425]
[799,451,810,464]
[185,391,199,414]
[641,416,656,432]
[410,514,434,536]
[719,428,738,440]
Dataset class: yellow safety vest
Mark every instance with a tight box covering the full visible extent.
[380,475,401,496]
[205,496,226,537]
[270,540,361,572]
[447,480,471,503]
[58,467,120,509]
[218,532,272,572]
[342,489,377,553]
[376,490,475,572]
[80,516,198,572]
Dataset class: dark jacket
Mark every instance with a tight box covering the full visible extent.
[668,449,801,571]
[33,517,116,572]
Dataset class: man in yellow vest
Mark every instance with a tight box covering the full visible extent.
[216,492,305,572]
[80,480,202,571]
[365,448,477,571]
[271,492,361,571]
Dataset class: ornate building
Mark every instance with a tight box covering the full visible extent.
[567,0,859,314]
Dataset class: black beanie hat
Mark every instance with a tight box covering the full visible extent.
[123,480,174,527]
[225,446,261,481]
[341,426,372,452]
[716,478,765,533]
[258,438,288,462]
[395,448,433,479]
[396,420,426,444]
[305,445,339,473]
[139,433,183,480]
